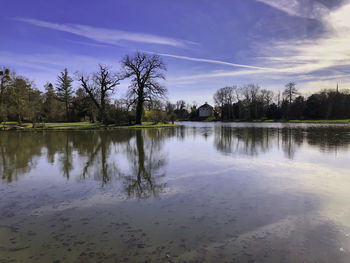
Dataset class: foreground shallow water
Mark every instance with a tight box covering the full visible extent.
[1,122,350,262]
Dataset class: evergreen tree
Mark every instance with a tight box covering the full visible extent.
[56,68,74,121]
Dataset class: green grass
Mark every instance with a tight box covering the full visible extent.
[202,116,217,122]
[223,119,350,123]
[0,121,180,131]
[287,119,350,123]
[238,119,350,123]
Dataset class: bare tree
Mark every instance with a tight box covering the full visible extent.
[176,100,186,111]
[214,87,230,106]
[165,101,175,115]
[214,86,236,120]
[213,88,224,119]
[240,84,261,119]
[247,84,260,103]
[283,82,299,104]
[122,52,167,125]
[260,89,274,107]
[78,64,121,124]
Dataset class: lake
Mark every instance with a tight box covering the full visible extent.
[1,122,350,262]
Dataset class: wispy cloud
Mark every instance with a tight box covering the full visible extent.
[0,51,114,72]
[150,52,276,71]
[257,1,350,75]
[169,1,350,92]
[15,17,194,48]
[169,69,270,82]
[256,0,329,19]
[0,51,119,90]
[64,39,110,48]
[7,2,350,96]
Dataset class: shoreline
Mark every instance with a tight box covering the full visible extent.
[2,119,350,131]
[180,119,350,124]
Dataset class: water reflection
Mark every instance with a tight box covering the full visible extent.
[0,130,171,199]
[1,123,350,262]
[79,131,132,185]
[1,124,350,187]
[121,130,167,199]
[0,132,43,182]
[214,126,350,159]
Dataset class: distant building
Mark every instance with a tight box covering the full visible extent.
[198,102,214,117]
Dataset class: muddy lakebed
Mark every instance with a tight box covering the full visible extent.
[1,122,350,262]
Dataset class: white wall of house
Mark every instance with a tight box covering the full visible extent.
[199,107,213,117]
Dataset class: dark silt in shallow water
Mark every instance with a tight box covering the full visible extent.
[1,122,350,262]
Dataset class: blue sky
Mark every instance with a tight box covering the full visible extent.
[1,0,350,104]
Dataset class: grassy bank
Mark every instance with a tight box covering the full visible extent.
[0,121,180,131]
[249,119,350,123]
[286,119,350,123]
[183,119,350,123]
[179,119,350,124]
[230,119,350,123]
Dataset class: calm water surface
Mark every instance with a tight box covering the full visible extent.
[1,122,350,262]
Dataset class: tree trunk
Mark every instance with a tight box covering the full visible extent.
[221,103,224,121]
[101,94,106,124]
[18,114,22,125]
[135,99,143,125]
[66,102,69,121]
[135,88,144,125]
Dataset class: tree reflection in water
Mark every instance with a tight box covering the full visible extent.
[120,130,167,199]
[213,126,350,159]
[79,131,128,186]
[1,125,350,193]
[0,130,170,199]
[0,132,43,182]
[79,129,169,197]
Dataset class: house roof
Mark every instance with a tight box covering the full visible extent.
[198,102,213,109]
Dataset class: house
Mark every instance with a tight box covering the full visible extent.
[198,102,214,118]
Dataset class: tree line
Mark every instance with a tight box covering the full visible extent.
[213,82,350,121]
[2,52,350,126]
[0,52,168,126]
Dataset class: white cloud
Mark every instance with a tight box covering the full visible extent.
[256,0,329,19]
[257,1,350,74]
[7,2,350,96]
[15,17,194,48]
[168,1,350,92]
